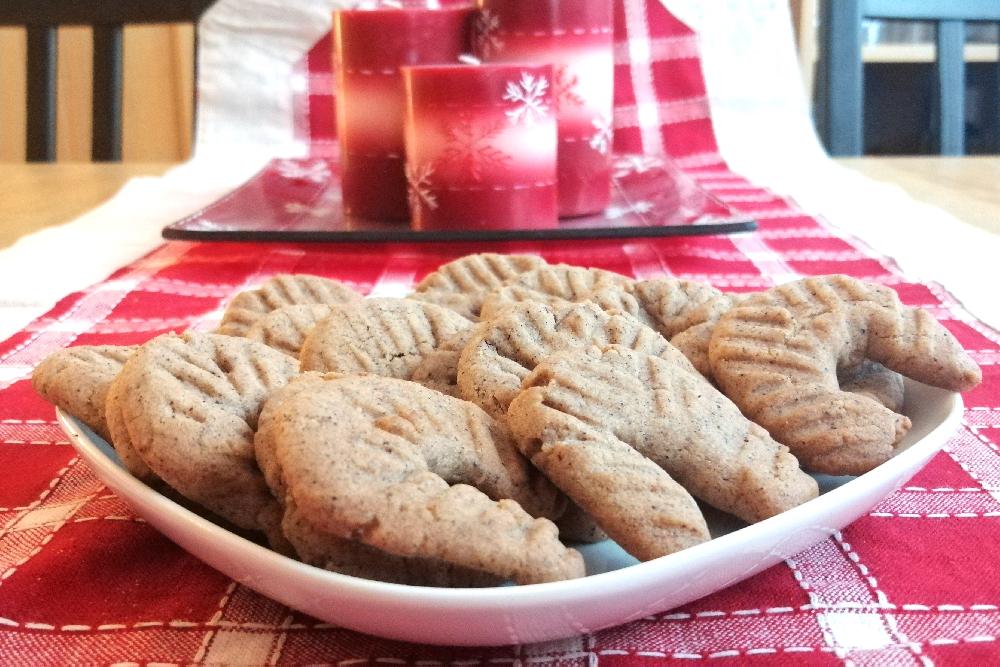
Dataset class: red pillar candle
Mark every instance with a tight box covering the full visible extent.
[403,63,557,230]
[473,0,614,218]
[333,7,473,221]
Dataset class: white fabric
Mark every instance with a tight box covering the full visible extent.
[0,0,996,342]
[0,159,261,339]
[196,0,351,159]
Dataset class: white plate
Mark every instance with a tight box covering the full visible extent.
[60,379,962,646]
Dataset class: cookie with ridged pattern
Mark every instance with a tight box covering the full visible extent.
[458,300,701,420]
[32,344,137,442]
[410,253,547,320]
[256,373,581,585]
[668,290,907,412]
[479,263,639,322]
[113,332,299,531]
[217,274,360,337]
[299,298,472,384]
[245,303,337,358]
[508,345,818,533]
[709,275,980,475]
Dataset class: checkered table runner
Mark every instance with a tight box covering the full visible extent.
[2,1,999,664]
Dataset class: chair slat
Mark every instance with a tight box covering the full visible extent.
[0,0,217,26]
[25,26,57,162]
[821,0,864,155]
[92,24,124,161]
[937,20,966,155]
[863,0,1000,22]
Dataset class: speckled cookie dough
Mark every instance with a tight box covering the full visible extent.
[113,332,299,531]
[256,373,582,585]
[709,275,981,475]
[217,274,361,337]
[32,344,136,441]
[410,253,547,320]
[299,298,472,383]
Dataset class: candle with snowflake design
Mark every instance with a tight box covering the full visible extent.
[473,0,613,218]
[403,63,557,230]
[334,6,473,221]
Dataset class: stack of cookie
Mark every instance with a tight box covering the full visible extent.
[33,253,982,587]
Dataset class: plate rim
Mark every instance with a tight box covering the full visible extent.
[57,384,963,607]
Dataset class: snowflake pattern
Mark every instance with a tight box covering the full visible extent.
[612,155,665,178]
[437,112,512,182]
[406,163,438,212]
[589,114,613,155]
[275,159,331,184]
[503,73,550,126]
[473,9,504,59]
[553,65,584,112]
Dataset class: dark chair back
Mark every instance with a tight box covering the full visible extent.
[0,0,215,162]
[818,0,1000,156]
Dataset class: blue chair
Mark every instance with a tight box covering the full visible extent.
[818,0,1000,155]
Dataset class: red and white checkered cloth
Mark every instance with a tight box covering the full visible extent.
[2,1,999,664]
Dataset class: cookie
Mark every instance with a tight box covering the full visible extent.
[217,274,361,337]
[664,292,744,377]
[256,373,581,584]
[508,345,819,526]
[280,497,501,587]
[299,298,472,383]
[633,278,732,339]
[410,253,547,320]
[458,300,701,420]
[105,368,158,481]
[245,304,337,358]
[479,264,640,322]
[512,424,708,561]
[113,332,299,530]
[409,327,476,397]
[668,291,908,410]
[709,275,981,475]
[257,380,511,586]
[32,344,137,442]
[840,359,905,413]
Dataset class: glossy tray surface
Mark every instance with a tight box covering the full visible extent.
[162,156,756,243]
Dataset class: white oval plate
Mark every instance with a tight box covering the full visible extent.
[59,379,962,646]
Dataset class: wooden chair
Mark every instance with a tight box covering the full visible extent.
[0,0,215,162]
[818,0,1000,156]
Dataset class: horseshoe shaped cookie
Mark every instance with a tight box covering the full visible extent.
[256,373,582,585]
[709,275,981,475]
[667,290,907,412]
[458,300,701,420]
[508,345,818,530]
[479,264,640,322]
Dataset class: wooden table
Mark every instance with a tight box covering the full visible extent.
[0,158,996,251]
[837,157,1000,235]
[0,162,173,249]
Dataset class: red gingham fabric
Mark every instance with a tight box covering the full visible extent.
[2,1,999,664]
